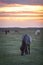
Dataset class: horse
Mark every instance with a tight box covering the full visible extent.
[20,34,32,56]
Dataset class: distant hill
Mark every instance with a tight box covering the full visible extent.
[0,27,43,32]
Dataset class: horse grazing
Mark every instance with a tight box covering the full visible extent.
[20,34,32,56]
[5,30,10,35]
[35,30,40,36]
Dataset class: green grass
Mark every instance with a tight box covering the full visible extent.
[0,28,43,65]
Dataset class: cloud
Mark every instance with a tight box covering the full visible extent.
[0,0,43,5]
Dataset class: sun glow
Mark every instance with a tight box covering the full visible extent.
[0,4,43,12]
[0,4,43,28]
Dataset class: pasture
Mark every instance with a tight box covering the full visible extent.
[0,28,43,65]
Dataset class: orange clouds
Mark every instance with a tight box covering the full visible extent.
[0,3,43,27]
[0,4,43,12]
[0,4,43,18]
[0,16,43,22]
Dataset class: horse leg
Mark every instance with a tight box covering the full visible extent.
[25,46,28,55]
[28,44,30,54]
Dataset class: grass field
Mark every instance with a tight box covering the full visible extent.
[0,28,43,65]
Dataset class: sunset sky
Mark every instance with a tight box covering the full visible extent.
[0,0,43,28]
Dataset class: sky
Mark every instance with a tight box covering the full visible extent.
[0,0,43,28]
